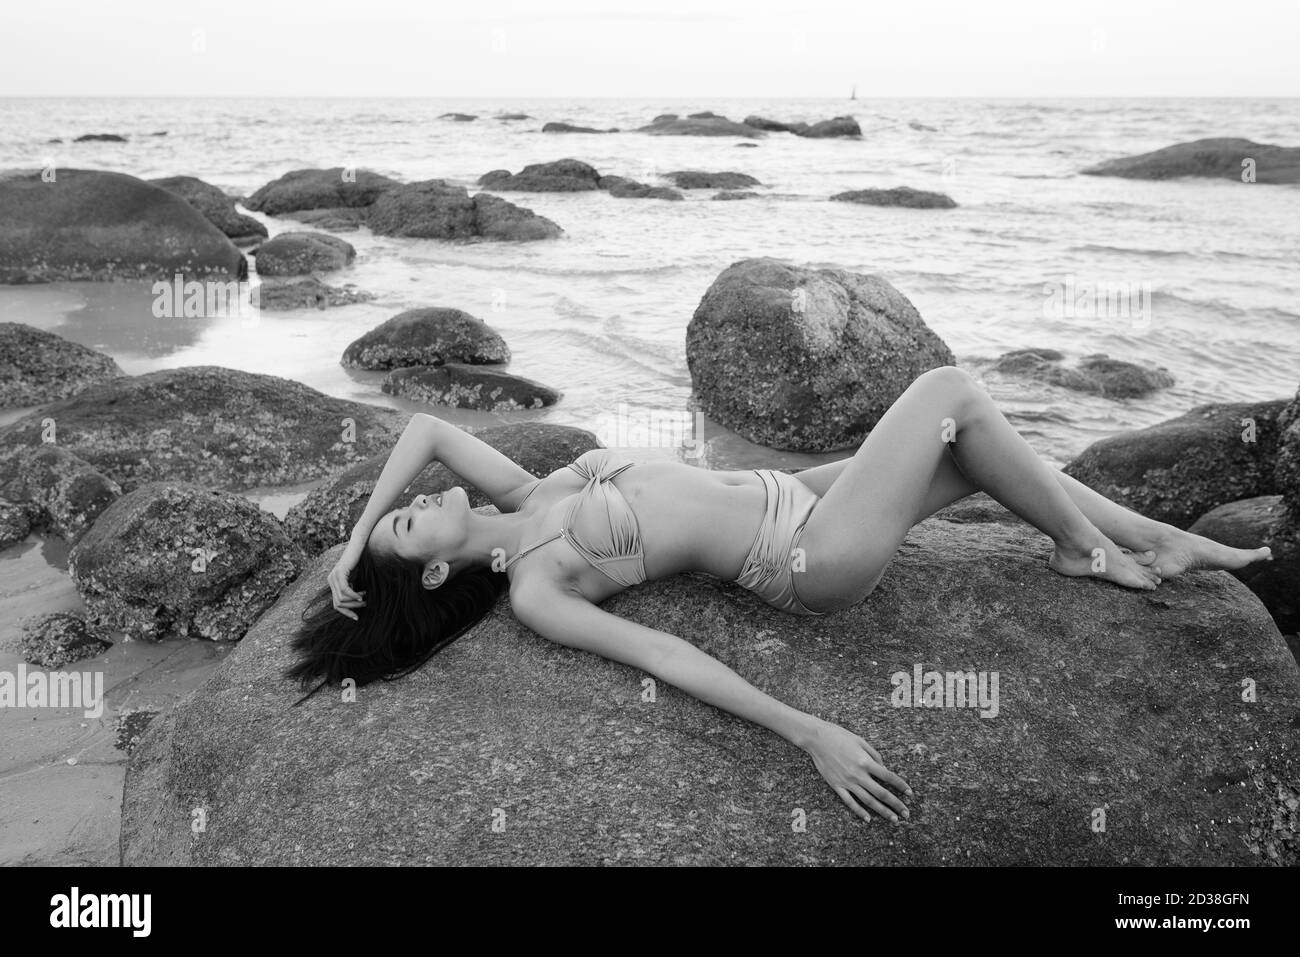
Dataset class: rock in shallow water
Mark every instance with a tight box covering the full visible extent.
[1063,399,1289,528]
[120,517,1300,865]
[382,363,562,411]
[0,322,126,408]
[987,348,1174,398]
[1082,137,1300,184]
[0,169,247,283]
[149,175,268,245]
[667,170,760,190]
[637,114,765,138]
[686,257,955,452]
[19,612,112,667]
[69,482,305,642]
[252,231,355,276]
[541,122,613,134]
[367,181,562,241]
[0,366,404,493]
[1189,495,1298,634]
[256,275,374,310]
[478,159,603,191]
[244,168,402,216]
[0,444,122,546]
[831,186,957,209]
[278,208,367,231]
[342,307,510,369]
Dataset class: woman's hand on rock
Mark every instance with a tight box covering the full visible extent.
[805,719,912,823]
[328,544,365,621]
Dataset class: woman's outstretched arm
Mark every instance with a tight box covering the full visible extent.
[511,579,912,823]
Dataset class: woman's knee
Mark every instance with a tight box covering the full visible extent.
[914,365,981,415]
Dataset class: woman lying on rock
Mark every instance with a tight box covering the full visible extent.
[288,365,1271,823]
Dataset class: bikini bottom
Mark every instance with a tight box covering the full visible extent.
[732,469,823,616]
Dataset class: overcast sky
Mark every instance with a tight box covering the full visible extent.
[4,0,1297,98]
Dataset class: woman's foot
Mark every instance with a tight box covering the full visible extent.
[1049,530,1162,590]
[1140,525,1272,579]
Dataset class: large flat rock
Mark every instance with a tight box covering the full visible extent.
[121,515,1299,865]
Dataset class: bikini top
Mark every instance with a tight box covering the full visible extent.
[501,448,646,587]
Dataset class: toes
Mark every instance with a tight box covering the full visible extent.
[1134,550,1157,566]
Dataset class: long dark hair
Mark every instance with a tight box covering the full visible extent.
[285,546,507,705]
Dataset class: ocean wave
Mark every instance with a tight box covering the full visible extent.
[1069,243,1188,259]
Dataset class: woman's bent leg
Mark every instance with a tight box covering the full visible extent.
[794,400,1271,580]
[793,367,1162,611]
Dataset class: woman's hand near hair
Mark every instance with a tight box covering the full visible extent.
[328,540,366,621]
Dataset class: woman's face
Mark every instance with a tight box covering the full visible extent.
[367,487,471,564]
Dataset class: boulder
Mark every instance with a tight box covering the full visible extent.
[637,114,765,138]
[281,423,601,556]
[541,122,612,134]
[1082,138,1300,185]
[667,171,761,190]
[73,134,126,143]
[244,168,402,216]
[69,482,305,642]
[252,231,355,276]
[713,191,759,201]
[831,186,957,209]
[382,363,562,411]
[1189,496,1298,634]
[256,276,374,310]
[1063,399,1289,528]
[909,121,938,132]
[0,366,404,493]
[1274,385,1300,511]
[802,116,862,139]
[686,258,956,451]
[367,181,563,241]
[341,308,510,369]
[0,444,122,545]
[279,208,367,232]
[743,116,811,135]
[149,176,268,245]
[0,499,39,549]
[18,612,112,668]
[0,169,247,283]
[0,322,126,407]
[120,515,1300,865]
[986,349,1174,398]
[439,113,477,121]
[477,159,603,192]
[497,113,532,121]
[606,181,683,200]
